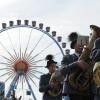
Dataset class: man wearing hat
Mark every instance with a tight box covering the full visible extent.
[39,55,62,100]
[61,32,82,66]
[61,32,83,100]
[90,38,100,100]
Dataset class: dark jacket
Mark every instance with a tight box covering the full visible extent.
[61,53,79,94]
[39,73,62,100]
[61,53,92,95]
[61,53,79,66]
[91,48,100,95]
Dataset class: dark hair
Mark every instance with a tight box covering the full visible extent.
[68,32,78,49]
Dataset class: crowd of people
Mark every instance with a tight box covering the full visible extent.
[39,25,100,100]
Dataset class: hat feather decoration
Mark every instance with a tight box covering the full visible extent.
[45,54,54,61]
[45,54,57,68]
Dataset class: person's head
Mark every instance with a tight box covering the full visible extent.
[65,49,70,55]
[47,63,57,74]
[74,42,83,54]
[68,32,83,54]
[45,55,57,74]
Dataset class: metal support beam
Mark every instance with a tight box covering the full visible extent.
[6,74,19,98]
[25,76,37,100]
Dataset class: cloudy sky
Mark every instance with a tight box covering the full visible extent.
[0,0,100,99]
[0,0,100,36]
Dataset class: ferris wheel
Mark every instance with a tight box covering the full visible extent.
[0,20,67,99]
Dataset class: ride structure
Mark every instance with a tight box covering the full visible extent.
[0,20,67,99]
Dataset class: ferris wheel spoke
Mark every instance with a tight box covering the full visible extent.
[15,76,19,89]
[29,68,37,70]
[21,53,24,59]
[7,70,14,74]
[6,74,19,98]
[24,29,33,58]
[18,75,21,82]
[29,58,45,64]
[0,68,13,70]
[6,69,14,74]
[0,61,13,66]
[20,47,22,59]
[4,73,15,83]
[29,65,44,68]
[4,65,14,69]
[0,41,16,62]
[0,83,5,91]
[29,42,53,61]
[29,66,37,70]
[6,31,18,59]
[22,75,25,89]
[28,72,40,80]
[28,75,38,88]
[0,55,14,63]
[13,54,18,61]
[24,57,35,64]
[17,53,20,60]
[24,57,35,65]
[25,75,37,100]
[29,69,45,75]
[27,61,36,66]
[5,86,11,97]
[33,59,45,63]
[26,73,37,88]
[29,52,61,64]
[18,27,22,59]
[0,71,13,78]
[27,34,45,59]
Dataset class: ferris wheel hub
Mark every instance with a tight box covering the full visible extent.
[14,60,29,73]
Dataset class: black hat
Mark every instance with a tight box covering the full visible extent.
[46,60,57,68]
[68,32,78,49]
[45,54,58,68]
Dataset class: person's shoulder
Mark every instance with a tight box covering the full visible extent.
[70,53,77,58]
[70,53,75,56]
[40,73,49,78]
[65,54,74,59]
[63,54,71,58]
